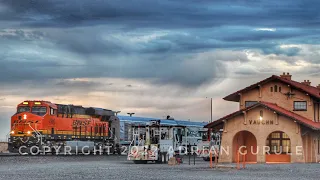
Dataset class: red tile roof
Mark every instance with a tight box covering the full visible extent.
[224,75,320,102]
[205,101,320,130]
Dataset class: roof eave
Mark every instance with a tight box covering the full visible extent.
[223,95,240,102]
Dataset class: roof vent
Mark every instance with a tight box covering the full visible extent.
[280,72,292,80]
[301,80,311,86]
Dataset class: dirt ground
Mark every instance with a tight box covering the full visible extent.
[0,142,8,153]
[0,155,320,180]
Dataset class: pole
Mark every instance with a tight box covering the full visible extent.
[214,147,218,167]
[237,150,240,170]
[243,151,246,169]
[206,97,213,123]
[210,150,213,168]
[193,152,195,165]
[211,98,212,123]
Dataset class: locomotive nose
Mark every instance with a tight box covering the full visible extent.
[17,114,28,120]
[12,112,43,135]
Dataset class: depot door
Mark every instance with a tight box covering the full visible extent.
[232,130,257,163]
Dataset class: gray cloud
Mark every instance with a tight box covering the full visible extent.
[2,0,320,139]
[2,0,320,29]
[0,28,230,87]
[262,46,301,57]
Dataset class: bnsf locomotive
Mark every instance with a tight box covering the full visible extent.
[8,100,120,154]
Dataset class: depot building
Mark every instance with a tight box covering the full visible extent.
[205,73,320,163]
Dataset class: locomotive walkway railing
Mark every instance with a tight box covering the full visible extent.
[27,123,43,145]
[108,127,118,142]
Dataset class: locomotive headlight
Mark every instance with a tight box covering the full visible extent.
[27,131,31,135]
[23,114,27,120]
[10,131,14,134]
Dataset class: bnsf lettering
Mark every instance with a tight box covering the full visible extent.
[73,120,91,126]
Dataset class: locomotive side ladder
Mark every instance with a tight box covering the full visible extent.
[127,126,142,159]
[28,123,43,145]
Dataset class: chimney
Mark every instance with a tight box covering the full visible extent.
[280,72,292,80]
[316,84,320,89]
[301,80,311,86]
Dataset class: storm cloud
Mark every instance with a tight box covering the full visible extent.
[0,0,320,87]
[1,0,320,138]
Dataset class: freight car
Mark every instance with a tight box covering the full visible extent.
[8,100,120,155]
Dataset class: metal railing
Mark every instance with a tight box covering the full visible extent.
[108,127,118,142]
[28,123,43,145]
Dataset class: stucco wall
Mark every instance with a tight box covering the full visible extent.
[219,106,307,163]
[240,81,316,121]
[301,129,320,163]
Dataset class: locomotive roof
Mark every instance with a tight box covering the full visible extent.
[19,100,57,108]
[21,101,114,112]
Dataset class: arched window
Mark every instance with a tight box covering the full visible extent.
[274,85,278,92]
[266,131,291,154]
[270,87,273,92]
[279,86,281,92]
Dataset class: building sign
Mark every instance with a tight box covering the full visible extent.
[249,119,274,125]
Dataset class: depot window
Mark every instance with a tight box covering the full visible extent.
[294,101,307,111]
[245,101,258,108]
[266,131,291,154]
[32,106,47,116]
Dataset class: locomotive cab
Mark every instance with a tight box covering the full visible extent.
[10,101,56,136]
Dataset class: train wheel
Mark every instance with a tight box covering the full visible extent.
[155,152,162,164]
[51,148,59,155]
[133,160,148,164]
[30,147,40,155]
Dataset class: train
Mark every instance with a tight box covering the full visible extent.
[118,115,208,148]
[8,100,120,154]
[8,100,209,155]
[126,119,214,164]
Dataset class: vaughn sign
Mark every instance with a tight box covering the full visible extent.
[249,119,274,125]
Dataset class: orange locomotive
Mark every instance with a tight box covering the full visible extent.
[8,100,119,154]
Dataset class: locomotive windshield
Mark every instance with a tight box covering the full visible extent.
[17,106,30,113]
[32,106,47,116]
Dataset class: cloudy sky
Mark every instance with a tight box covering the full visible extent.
[0,0,320,139]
